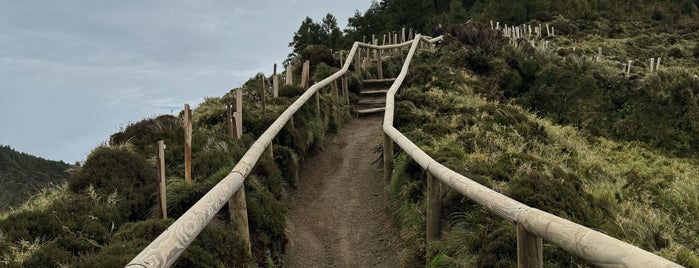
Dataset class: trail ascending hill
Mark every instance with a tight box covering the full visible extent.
[284,115,402,267]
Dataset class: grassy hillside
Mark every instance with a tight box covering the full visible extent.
[0,145,70,211]
[0,44,357,266]
[384,18,699,268]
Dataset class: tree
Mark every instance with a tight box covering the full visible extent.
[289,17,324,55]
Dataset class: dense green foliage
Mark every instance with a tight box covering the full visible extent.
[1,52,352,266]
[384,12,699,266]
[0,145,70,211]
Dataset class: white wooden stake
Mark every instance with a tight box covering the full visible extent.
[650,58,655,72]
[656,57,661,70]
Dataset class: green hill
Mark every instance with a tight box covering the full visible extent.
[1,0,698,267]
[0,145,70,211]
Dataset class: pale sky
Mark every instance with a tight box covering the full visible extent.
[0,0,374,163]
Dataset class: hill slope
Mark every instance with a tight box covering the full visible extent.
[0,145,69,210]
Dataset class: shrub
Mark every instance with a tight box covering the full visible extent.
[68,146,157,221]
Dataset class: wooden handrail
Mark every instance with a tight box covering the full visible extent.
[126,39,395,267]
[126,31,682,267]
[381,34,682,267]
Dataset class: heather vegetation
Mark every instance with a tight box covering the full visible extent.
[368,1,698,266]
[2,0,698,267]
[0,146,70,211]
[1,58,354,266]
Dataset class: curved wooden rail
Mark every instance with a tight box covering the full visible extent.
[125,38,416,267]
[126,32,682,267]
[381,34,682,267]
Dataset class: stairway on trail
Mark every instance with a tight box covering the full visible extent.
[353,78,395,116]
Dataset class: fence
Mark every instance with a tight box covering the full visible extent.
[126,33,682,267]
[381,35,682,267]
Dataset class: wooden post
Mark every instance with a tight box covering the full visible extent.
[627,60,632,75]
[383,133,394,183]
[354,48,361,74]
[426,173,441,242]
[491,20,494,29]
[409,28,414,40]
[315,87,321,115]
[342,75,349,104]
[546,24,550,37]
[227,104,237,139]
[266,144,274,160]
[650,58,655,72]
[260,75,266,114]
[656,57,661,70]
[184,104,192,183]
[156,140,167,219]
[236,88,243,138]
[551,27,555,36]
[383,34,387,45]
[273,64,279,98]
[301,60,310,89]
[331,80,340,126]
[496,21,500,30]
[597,47,602,62]
[517,223,543,268]
[378,48,383,79]
[285,65,293,86]
[401,27,406,43]
[229,186,251,256]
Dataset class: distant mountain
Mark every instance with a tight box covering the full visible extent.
[0,145,70,210]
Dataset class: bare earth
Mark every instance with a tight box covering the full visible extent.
[283,115,403,268]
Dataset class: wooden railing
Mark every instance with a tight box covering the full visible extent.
[125,38,414,267]
[126,33,682,267]
[381,34,682,267]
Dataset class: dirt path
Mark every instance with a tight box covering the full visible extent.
[283,115,403,268]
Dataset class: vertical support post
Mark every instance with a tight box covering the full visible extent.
[236,88,243,138]
[597,47,602,62]
[331,81,341,126]
[517,223,543,268]
[301,60,310,89]
[627,60,632,75]
[551,27,555,36]
[156,140,167,219]
[383,133,394,183]
[546,24,550,37]
[378,48,383,79]
[227,104,237,139]
[342,75,349,104]
[285,65,293,86]
[650,58,655,72]
[266,144,274,160]
[315,87,321,115]
[354,49,361,74]
[401,27,406,43]
[383,34,387,45]
[229,185,251,256]
[409,28,414,40]
[656,57,661,71]
[273,64,279,98]
[260,75,266,114]
[183,104,192,183]
[426,173,441,242]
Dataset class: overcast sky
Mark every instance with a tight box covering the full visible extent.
[0,1,374,163]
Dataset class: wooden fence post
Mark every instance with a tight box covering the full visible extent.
[184,104,192,183]
[331,80,340,126]
[286,65,293,86]
[378,48,383,79]
[656,57,661,71]
[517,223,543,268]
[156,140,167,219]
[229,186,251,256]
[236,88,243,138]
[650,58,655,72]
[426,173,441,242]
[342,75,349,104]
[301,60,310,90]
[626,60,632,75]
[354,48,360,74]
[383,133,394,183]
[260,75,266,114]
[273,64,279,98]
[227,104,236,139]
